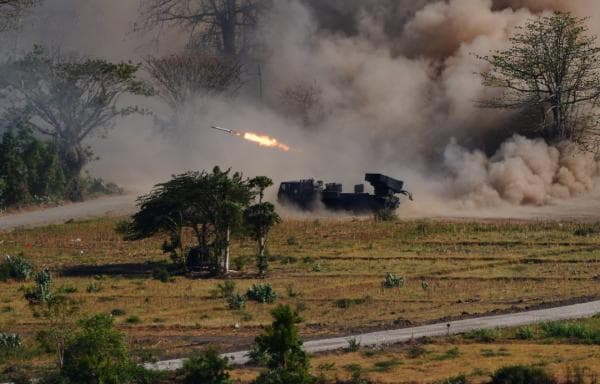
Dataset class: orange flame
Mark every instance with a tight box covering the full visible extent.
[242,132,291,151]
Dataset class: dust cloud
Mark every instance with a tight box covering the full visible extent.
[3,0,600,217]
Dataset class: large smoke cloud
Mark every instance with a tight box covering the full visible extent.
[5,0,600,214]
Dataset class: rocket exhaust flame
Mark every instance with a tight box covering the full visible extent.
[210,126,291,152]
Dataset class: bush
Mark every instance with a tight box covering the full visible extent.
[86,282,102,293]
[24,269,53,304]
[382,273,405,289]
[212,280,236,299]
[247,283,278,304]
[541,321,599,343]
[177,349,232,384]
[463,328,498,343]
[111,308,126,316]
[374,208,397,222]
[490,365,556,384]
[61,314,148,384]
[227,293,246,310]
[335,296,373,309]
[232,255,253,272]
[515,326,534,340]
[346,338,361,352]
[0,332,22,355]
[0,254,34,281]
[125,315,142,324]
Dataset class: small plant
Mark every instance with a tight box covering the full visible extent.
[541,321,599,343]
[56,284,78,294]
[125,315,141,324]
[0,332,22,355]
[232,255,253,272]
[177,348,233,384]
[86,281,102,293]
[407,344,427,358]
[382,273,405,289]
[286,236,299,246]
[374,208,397,222]
[346,337,361,352]
[335,296,373,309]
[435,346,460,361]
[212,280,236,299]
[312,263,321,272]
[515,326,534,340]
[111,308,126,316]
[152,267,172,282]
[464,328,498,343]
[227,293,246,310]
[246,283,278,304]
[0,254,34,281]
[574,225,598,237]
[372,358,401,372]
[490,365,556,384]
[24,269,53,304]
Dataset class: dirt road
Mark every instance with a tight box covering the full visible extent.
[0,195,136,231]
[146,299,600,370]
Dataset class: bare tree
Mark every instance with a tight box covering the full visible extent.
[138,0,270,57]
[0,0,41,31]
[0,46,151,199]
[278,81,325,128]
[145,51,242,110]
[479,12,600,150]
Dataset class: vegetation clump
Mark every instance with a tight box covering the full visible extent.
[382,273,405,289]
[246,283,278,304]
[0,253,34,281]
[490,365,556,384]
[177,348,233,384]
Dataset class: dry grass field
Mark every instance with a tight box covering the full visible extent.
[1,217,599,378]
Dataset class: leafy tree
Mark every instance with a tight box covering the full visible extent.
[138,0,270,57]
[178,348,232,384]
[0,0,41,31]
[0,125,66,207]
[122,167,255,274]
[61,314,132,384]
[245,176,280,275]
[0,46,151,199]
[251,305,315,384]
[480,12,600,150]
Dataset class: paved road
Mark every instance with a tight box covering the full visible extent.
[0,195,136,231]
[146,299,600,371]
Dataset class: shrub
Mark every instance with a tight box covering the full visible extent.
[232,255,253,272]
[86,282,102,293]
[177,349,232,384]
[464,328,498,343]
[335,296,373,309]
[490,365,556,384]
[346,338,361,352]
[111,308,126,316]
[515,326,534,340]
[541,321,599,343]
[227,293,246,310]
[247,283,278,304]
[382,273,405,289]
[212,280,236,299]
[125,315,142,324]
[152,267,172,283]
[0,332,22,355]
[24,269,53,304]
[374,208,397,222]
[61,314,133,384]
[0,254,34,281]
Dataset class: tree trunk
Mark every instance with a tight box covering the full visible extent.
[223,226,230,273]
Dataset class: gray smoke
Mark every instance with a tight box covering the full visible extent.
[4,0,600,213]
